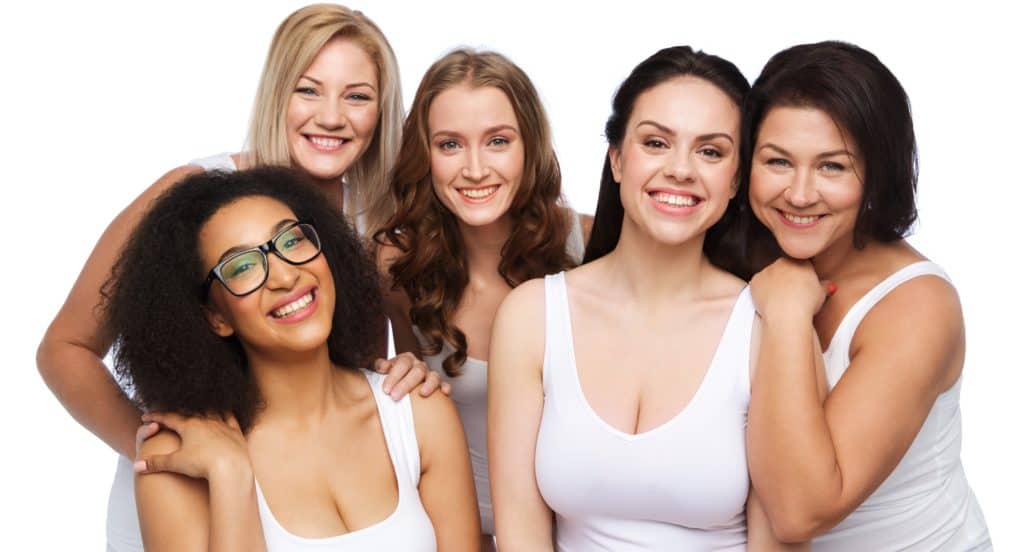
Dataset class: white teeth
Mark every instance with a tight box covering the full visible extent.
[783,212,821,225]
[272,292,314,318]
[460,185,499,199]
[651,191,697,207]
[309,136,344,148]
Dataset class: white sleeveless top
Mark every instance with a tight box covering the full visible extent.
[255,370,435,551]
[535,272,753,551]
[420,212,585,535]
[814,261,991,551]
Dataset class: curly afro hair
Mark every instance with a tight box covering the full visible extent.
[102,167,384,431]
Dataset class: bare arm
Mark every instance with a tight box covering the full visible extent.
[136,426,266,552]
[746,489,809,551]
[488,280,554,550]
[36,165,202,457]
[748,260,962,541]
[410,392,481,549]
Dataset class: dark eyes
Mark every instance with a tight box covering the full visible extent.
[698,147,723,159]
[643,138,668,149]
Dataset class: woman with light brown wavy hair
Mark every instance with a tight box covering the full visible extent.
[375,48,592,549]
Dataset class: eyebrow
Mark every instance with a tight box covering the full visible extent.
[430,124,520,141]
[758,143,855,159]
[217,219,297,263]
[635,120,734,144]
[298,75,377,91]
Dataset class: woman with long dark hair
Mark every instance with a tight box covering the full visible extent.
[488,46,792,549]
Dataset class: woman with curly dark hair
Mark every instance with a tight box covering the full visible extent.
[106,167,479,550]
[374,48,591,548]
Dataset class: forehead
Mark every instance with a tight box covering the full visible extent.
[757,106,858,154]
[199,196,298,266]
[629,76,739,133]
[428,84,518,133]
[304,36,378,86]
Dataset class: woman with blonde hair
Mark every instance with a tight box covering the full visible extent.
[36,5,439,551]
[376,48,591,549]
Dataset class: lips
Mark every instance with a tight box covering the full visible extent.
[267,285,318,322]
[776,208,825,228]
[304,134,350,151]
[457,184,500,202]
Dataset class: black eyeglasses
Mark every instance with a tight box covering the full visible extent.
[203,221,322,297]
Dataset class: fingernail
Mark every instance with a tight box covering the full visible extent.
[133,460,147,473]
[382,384,392,394]
[827,282,838,295]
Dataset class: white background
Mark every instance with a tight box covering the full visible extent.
[2,1,1020,548]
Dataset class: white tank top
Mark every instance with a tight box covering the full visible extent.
[534,272,753,551]
[255,370,435,551]
[420,212,586,535]
[814,261,991,551]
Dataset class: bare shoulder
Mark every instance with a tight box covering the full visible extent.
[499,277,547,320]
[408,391,467,471]
[861,271,962,340]
[852,269,964,389]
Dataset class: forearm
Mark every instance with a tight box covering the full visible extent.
[207,463,266,552]
[37,338,141,457]
[748,314,841,534]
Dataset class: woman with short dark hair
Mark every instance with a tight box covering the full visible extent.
[743,41,992,549]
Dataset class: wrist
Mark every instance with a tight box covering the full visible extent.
[208,452,253,483]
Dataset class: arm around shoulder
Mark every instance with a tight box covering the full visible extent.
[37,164,203,458]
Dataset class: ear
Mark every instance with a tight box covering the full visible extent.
[729,174,739,200]
[201,304,235,338]
[608,146,623,184]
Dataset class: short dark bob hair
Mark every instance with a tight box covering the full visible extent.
[583,46,751,277]
[102,167,383,431]
[739,41,918,260]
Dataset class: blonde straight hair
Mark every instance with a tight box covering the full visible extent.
[245,4,403,236]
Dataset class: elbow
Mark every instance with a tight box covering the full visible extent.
[36,332,59,384]
[766,506,831,543]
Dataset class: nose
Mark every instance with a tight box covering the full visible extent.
[264,254,301,291]
[315,99,348,130]
[784,169,820,208]
[461,147,491,182]
[664,150,696,183]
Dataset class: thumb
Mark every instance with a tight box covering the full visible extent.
[135,451,185,476]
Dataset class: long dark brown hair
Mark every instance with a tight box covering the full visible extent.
[375,49,573,376]
[583,46,752,278]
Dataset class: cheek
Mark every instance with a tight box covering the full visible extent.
[353,105,380,138]
[285,97,307,132]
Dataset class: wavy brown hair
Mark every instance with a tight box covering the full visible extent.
[375,49,573,376]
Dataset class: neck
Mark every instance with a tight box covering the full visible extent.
[810,234,865,282]
[309,176,345,214]
[602,219,713,303]
[246,345,341,424]
[458,216,513,285]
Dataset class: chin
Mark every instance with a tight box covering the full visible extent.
[774,238,823,261]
